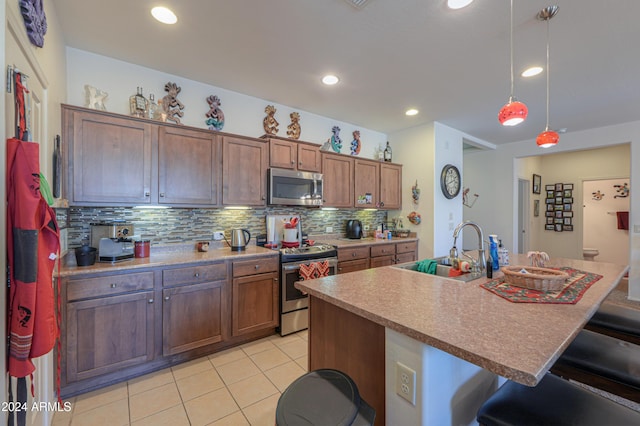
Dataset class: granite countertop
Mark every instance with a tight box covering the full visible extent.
[59,244,279,277]
[295,253,628,386]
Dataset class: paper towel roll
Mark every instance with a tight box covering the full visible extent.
[267,216,275,243]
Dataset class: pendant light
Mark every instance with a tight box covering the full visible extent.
[536,6,559,148]
[498,0,528,126]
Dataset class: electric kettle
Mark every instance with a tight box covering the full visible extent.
[228,229,251,251]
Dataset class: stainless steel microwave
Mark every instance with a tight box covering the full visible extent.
[268,168,323,206]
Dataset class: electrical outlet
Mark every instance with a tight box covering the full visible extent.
[395,362,416,405]
[213,231,224,241]
[326,226,333,233]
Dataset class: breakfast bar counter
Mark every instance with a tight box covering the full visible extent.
[296,253,628,425]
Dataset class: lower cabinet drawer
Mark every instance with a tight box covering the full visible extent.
[233,257,278,278]
[396,241,417,254]
[338,246,370,262]
[163,262,227,286]
[66,272,154,301]
[337,258,370,274]
[370,244,396,258]
[396,252,416,264]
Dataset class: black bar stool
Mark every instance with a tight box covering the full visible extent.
[476,373,640,426]
[550,329,640,403]
[276,369,376,426]
[585,302,640,346]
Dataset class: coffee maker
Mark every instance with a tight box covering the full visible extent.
[90,222,135,262]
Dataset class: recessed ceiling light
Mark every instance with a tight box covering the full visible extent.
[405,109,419,116]
[522,66,543,77]
[151,6,177,24]
[322,75,339,85]
[447,0,474,10]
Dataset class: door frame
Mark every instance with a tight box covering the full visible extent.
[517,178,530,254]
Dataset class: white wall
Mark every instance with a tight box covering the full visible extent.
[66,48,388,158]
[464,123,640,301]
[392,123,435,258]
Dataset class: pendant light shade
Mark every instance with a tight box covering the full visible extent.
[536,6,559,148]
[499,0,527,126]
[536,129,559,148]
[498,97,528,126]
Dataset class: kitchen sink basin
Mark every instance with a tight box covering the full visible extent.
[392,257,484,282]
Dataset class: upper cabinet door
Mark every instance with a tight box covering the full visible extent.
[322,153,354,208]
[354,159,380,209]
[69,109,153,205]
[269,139,297,169]
[297,142,322,172]
[380,163,402,210]
[158,127,221,205]
[223,136,268,206]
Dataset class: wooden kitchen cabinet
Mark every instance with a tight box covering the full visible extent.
[395,240,418,264]
[269,138,322,172]
[64,106,153,205]
[369,243,396,268]
[322,153,354,208]
[354,159,380,208]
[63,272,155,384]
[158,126,221,205]
[231,257,279,336]
[162,262,228,356]
[223,136,268,206]
[379,162,402,209]
[337,246,370,274]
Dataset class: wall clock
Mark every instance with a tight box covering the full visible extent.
[440,164,461,199]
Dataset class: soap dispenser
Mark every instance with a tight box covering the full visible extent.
[498,239,509,267]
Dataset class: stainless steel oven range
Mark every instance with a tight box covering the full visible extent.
[279,244,337,336]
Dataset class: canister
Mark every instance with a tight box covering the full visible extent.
[135,240,150,258]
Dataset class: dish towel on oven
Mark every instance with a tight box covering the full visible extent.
[299,261,331,280]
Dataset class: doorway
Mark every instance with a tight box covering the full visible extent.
[582,178,630,264]
[517,179,530,254]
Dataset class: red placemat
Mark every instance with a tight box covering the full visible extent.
[480,266,603,304]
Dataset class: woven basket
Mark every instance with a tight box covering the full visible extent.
[395,229,410,238]
[500,266,569,292]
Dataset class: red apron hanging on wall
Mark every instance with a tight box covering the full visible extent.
[6,137,60,378]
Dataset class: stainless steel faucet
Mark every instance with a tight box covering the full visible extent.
[451,221,486,273]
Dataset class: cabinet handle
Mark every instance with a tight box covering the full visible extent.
[352,252,356,257]
[255,265,260,270]
[148,298,154,304]
[262,196,266,200]
[110,283,117,288]
[144,191,150,197]
[298,161,302,166]
[194,272,200,277]
[160,193,165,197]
[164,296,170,301]
[382,249,386,253]
[274,278,278,282]
[338,267,343,271]
[291,160,295,165]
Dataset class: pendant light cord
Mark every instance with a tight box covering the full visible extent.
[545,16,550,131]
[509,0,514,99]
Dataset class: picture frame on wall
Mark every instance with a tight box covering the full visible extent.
[545,184,555,191]
[547,217,554,225]
[547,204,554,212]
[563,183,574,190]
[546,224,555,231]
[555,183,563,191]
[555,224,563,232]
[563,225,573,231]
[533,174,541,194]
[534,200,540,216]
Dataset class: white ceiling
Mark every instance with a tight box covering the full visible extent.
[52,0,640,145]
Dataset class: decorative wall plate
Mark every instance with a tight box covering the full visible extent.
[20,0,47,47]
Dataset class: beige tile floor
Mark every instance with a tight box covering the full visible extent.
[52,331,309,426]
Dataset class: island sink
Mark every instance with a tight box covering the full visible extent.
[393,257,484,282]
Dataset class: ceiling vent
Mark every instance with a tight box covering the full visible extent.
[344,0,371,10]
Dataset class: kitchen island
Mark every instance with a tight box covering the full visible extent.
[296,253,628,425]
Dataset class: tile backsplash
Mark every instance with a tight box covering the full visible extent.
[66,206,390,248]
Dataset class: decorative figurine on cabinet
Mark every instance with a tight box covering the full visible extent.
[286,112,301,139]
[162,82,185,124]
[350,130,361,155]
[330,126,342,153]
[263,105,279,135]
[84,85,108,111]
[205,95,225,131]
